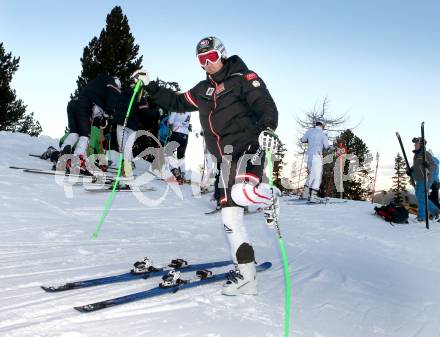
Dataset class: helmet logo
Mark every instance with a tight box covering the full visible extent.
[200,39,210,47]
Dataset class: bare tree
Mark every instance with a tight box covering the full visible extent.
[296,96,349,153]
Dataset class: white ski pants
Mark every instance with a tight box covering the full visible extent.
[305,154,323,191]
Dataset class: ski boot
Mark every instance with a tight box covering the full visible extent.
[50,145,72,170]
[168,258,189,269]
[309,189,324,203]
[429,212,440,222]
[131,257,161,274]
[170,168,184,185]
[40,146,57,160]
[222,262,257,296]
[301,185,310,200]
[263,187,281,228]
[66,155,93,176]
[159,270,184,288]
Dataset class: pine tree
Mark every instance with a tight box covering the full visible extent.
[391,153,408,203]
[0,43,42,136]
[273,142,287,190]
[329,129,373,200]
[73,6,143,97]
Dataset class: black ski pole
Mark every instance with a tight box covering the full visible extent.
[421,122,429,229]
[395,132,415,186]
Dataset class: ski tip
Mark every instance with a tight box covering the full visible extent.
[74,306,90,313]
[257,261,272,270]
[41,285,56,292]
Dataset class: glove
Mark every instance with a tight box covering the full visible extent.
[92,104,105,119]
[258,127,280,153]
[131,69,150,85]
[406,168,413,177]
[92,114,109,129]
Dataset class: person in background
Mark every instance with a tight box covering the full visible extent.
[300,118,331,202]
[52,74,122,174]
[407,137,440,221]
[167,111,191,183]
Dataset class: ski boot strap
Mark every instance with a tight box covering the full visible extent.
[168,258,188,269]
[196,269,213,280]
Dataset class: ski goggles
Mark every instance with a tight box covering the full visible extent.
[197,50,221,66]
[412,137,427,144]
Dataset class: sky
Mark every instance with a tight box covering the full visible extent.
[1,0,439,190]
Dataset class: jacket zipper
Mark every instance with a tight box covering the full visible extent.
[208,76,223,157]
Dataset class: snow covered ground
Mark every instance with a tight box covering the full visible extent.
[1,131,440,337]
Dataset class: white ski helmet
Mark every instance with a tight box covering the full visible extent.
[195,36,227,60]
[315,118,326,127]
[131,69,150,85]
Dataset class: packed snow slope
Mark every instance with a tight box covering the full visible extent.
[1,131,440,337]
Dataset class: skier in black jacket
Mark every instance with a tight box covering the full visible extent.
[142,37,281,296]
[113,70,161,177]
[53,74,122,173]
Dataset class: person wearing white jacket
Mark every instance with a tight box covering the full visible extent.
[167,111,191,182]
[301,119,331,202]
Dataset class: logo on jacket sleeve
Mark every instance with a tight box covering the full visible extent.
[206,87,215,96]
[252,80,260,87]
[244,72,258,81]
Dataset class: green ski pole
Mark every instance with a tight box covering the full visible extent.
[265,150,291,337]
[92,80,143,239]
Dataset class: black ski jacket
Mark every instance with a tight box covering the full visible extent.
[412,148,435,182]
[80,74,121,115]
[114,89,160,132]
[146,55,278,160]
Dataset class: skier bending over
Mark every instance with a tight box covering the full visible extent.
[407,137,440,221]
[141,36,280,296]
[53,74,122,173]
[300,118,331,202]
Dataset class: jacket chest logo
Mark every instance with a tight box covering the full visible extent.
[215,83,225,94]
[206,83,226,96]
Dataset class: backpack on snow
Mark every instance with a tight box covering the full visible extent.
[374,202,409,224]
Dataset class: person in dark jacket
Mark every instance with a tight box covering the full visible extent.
[141,37,281,296]
[53,74,122,173]
[428,152,440,209]
[113,70,161,177]
[407,137,440,221]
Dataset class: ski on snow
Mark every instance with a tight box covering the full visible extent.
[205,208,263,215]
[74,262,271,313]
[287,199,347,205]
[83,184,156,193]
[10,166,118,184]
[41,259,233,292]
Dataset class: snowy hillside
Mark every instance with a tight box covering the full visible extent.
[1,131,440,337]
